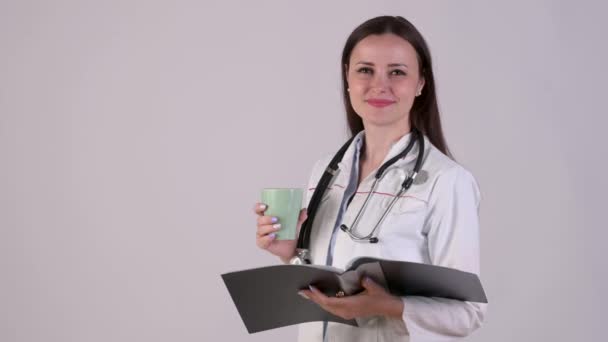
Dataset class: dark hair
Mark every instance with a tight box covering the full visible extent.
[341,16,452,157]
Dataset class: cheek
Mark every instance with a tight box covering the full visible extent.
[347,74,370,92]
[348,78,367,91]
[347,84,367,102]
[393,80,418,97]
[348,91,367,117]
[392,82,418,110]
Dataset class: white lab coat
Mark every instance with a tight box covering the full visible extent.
[297,131,487,341]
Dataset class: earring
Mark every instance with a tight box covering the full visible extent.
[347,88,350,92]
[416,89,422,96]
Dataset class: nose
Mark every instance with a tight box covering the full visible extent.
[369,72,389,94]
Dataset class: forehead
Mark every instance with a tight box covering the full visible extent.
[349,33,419,67]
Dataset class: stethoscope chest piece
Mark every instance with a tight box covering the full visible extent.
[289,248,312,265]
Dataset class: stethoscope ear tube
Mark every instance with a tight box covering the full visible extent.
[402,135,424,189]
[375,129,418,179]
[296,137,355,252]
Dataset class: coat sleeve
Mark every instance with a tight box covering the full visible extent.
[400,166,488,340]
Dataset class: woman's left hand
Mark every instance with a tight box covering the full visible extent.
[298,277,404,320]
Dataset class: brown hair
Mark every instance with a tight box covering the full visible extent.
[341,16,452,157]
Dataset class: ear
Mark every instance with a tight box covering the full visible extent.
[418,76,426,93]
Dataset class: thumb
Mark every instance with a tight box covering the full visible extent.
[298,209,308,223]
[361,277,384,294]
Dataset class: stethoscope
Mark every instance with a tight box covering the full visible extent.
[290,128,425,265]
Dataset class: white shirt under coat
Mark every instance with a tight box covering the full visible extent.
[297,130,487,341]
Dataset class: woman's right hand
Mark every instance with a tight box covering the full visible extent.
[254,203,307,263]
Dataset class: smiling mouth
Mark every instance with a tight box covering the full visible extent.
[366,99,396,108]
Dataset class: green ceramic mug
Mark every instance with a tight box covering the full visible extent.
[261,188,304,240]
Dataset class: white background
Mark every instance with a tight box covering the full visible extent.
[1,1,606,341]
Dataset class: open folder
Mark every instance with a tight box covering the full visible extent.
[221,257,487,334]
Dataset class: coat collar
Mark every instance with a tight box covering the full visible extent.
[337,130,418,176]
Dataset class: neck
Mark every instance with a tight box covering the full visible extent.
[362,123,411,166]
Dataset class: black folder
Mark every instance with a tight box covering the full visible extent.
[221,257,487,334]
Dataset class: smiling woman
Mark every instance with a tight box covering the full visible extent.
[347,34,423,132]
[253,16,486,342]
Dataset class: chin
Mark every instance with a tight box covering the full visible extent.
[362,117,403,129]
[360,112,404,127]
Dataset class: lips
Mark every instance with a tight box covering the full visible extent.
[366,98,396,108]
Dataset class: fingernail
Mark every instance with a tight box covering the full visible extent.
[271,217,278,223]
[308,285,317,292]
[298,291,310,300]
[272,223,281,230]
[269,233,276,239]
[259,204,267,210]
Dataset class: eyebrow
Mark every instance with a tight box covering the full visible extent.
[355,61,408,68]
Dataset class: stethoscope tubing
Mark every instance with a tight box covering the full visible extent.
[291,129,424,264]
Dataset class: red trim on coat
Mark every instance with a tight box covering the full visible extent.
[307,187,427,202]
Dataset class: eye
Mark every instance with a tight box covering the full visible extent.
[356,67,373,74]
[390,69,407,76]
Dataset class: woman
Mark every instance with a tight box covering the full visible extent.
[254,16,486,341]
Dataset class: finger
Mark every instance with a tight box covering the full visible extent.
[257,215,279,226]
[302,289,329,310]
[306,288,352,319]
[298,290,312,300]
[297,209,308,224]
[303,288,351,319]
[308,285,334,306]
[361,277,384,294]
[253,203,267,215]
[305,285,322,303]
[256,233,277,249]
[256,223,282,237]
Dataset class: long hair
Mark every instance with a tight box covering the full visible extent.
[341,16,452,157]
